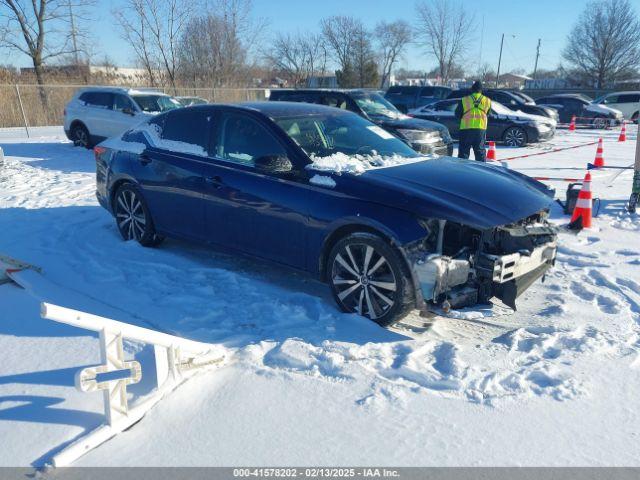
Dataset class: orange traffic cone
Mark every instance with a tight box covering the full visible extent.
[593,138,605,168]
[618,122,626,142]
[486,141,496,161]
[569,116,576,131]
[569,172,592,229]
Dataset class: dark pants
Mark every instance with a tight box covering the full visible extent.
[458,129,487,162]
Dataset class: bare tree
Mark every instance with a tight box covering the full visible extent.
[321,15,378,87]
[563,0,640,89]
[266,32,326,86]
[352,22,378,88]
[114,0,189,92]
[414,0,474,83]
[375,20,412,89]
[178,0,265,87]
[320,15,358,77]
[0,0,88,98]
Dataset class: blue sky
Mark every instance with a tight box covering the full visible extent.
[4,0,591,74]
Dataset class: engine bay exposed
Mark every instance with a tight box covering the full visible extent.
[409,211,558,312]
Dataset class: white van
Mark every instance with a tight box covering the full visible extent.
[63,87,182,147]
[594,91,640,122]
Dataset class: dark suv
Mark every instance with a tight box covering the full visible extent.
[384,85,452,112]
[269,89,453,156]
[448,89,559,122]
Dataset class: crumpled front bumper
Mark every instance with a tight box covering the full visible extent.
[412,238,557,311]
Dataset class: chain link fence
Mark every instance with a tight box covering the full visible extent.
[0,84,270,131]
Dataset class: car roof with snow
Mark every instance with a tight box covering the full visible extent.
[75,86,169,96]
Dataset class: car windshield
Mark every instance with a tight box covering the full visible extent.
[351,92,404,119]
[132,95,181,113]
[275,112,420,163]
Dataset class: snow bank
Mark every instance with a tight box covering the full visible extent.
[307,152,428,175]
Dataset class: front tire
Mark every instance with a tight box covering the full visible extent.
[327,233,415,326]
[71,123,91,148]
[503,126,527,147]
[113,184,164,247]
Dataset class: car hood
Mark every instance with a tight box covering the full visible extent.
[376,116,447,132]
[339,157,554,229]
[586,103,622,116]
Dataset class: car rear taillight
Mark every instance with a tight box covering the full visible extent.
[94,146,107,160]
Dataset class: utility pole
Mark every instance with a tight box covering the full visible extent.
[496,33,504,88]
[533,38,541,79]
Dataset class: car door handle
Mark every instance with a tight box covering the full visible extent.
[205,175,224,188]
[139,153,152,165]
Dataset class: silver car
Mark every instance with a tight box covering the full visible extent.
[63,87,182,148]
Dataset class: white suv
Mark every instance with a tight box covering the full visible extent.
[64,87,182,148]
[594,91,640,122]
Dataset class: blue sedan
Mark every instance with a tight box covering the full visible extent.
[95,102,558,326]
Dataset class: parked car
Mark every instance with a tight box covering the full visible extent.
[384,85,452,112]
[269,89,454,156]
[64,87,182,148]
[410,99,556,147]
[176,96,208,107]
[535,93,623,128]
[96,102,558,325]
[448,88,559,122]
[592,91,640,122]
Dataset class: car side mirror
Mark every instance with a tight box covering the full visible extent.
[254,155,293,174]
[122,107,135,116]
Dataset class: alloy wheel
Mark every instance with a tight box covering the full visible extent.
[504,127,526,147]
[331,243,397,320]
[74,127,89,147]
[115,189,147,241]
[592,117,607,129]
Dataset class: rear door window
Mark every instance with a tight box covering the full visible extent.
[215,112,286,166]
[81,91,114,109]
[618,94,640,103]
[160,108,211,155]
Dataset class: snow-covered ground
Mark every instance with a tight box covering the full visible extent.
[1,125,639,467]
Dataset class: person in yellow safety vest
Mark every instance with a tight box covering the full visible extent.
[455,80,491,162]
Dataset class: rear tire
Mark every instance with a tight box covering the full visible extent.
[632,112,639,124]
[113,184,164,247]
[71,123,92,148]
[592,116,607,129]
[503,126,527,147]
[327,232,415,326]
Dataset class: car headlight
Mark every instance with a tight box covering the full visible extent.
[397,128,442,145]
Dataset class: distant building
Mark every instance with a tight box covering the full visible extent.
[497,73,532,89]
[524,78,570,90]
[18,64,152,85]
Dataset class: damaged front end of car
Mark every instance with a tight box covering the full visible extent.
[405,211,558,312]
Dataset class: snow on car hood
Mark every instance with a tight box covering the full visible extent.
[511,109,556,126]
[586,103,623,116]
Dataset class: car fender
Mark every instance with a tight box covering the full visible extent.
[316,211,427,296]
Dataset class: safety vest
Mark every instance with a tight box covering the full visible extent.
[460,93,491,130]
